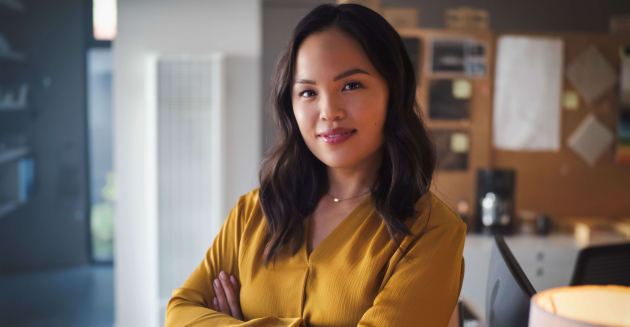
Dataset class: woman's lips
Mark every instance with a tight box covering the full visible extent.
[318,128,357,145]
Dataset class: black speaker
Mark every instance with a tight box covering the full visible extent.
[476,169,516,234]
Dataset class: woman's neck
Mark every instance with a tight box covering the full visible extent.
[326,148,383,200]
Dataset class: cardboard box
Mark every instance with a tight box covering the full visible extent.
[383,7,419,28]
[445,7,489,31]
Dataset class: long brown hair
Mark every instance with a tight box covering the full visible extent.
[259,3,435,266]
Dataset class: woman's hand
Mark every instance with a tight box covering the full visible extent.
[212,271,244,321]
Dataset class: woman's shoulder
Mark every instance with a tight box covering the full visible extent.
[236,187,261,207]
[389,191,467,268]
[233,188,262,221]
[409,190,467,237]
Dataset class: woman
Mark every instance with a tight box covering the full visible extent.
[166,3,466,327]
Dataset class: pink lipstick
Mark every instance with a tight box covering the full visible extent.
[318,127,357,145]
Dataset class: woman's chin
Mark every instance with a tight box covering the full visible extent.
[314,147,383,170]
[318,157,362,169]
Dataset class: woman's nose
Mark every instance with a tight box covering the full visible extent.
[319,94,346,121]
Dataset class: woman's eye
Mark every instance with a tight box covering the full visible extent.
[299,90,317,98]
[343,82,363,91]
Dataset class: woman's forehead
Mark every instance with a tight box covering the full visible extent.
[294,29,374,80]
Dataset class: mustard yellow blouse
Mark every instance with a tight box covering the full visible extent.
[165,188,466,327]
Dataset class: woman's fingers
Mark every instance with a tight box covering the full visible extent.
[230,275,240,293]
[212,297,219,311]
[213,278,231,316]
[218,271,244,320]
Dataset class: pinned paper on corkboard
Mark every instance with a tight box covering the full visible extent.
[430,39,486,77]
[493,36,564,151]
[563,91,580,110]
[453,79,472,99]
[450,132,470,153]
[567,114,614,166]
[566,46,617,105]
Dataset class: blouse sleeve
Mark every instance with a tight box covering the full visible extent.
[164,194,306,327]
[357,220,467,327]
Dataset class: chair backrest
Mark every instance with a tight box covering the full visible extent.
[570,242,630,287]
[486,234,536,327]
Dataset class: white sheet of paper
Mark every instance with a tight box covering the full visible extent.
[566,46,617,105]
[567,114,613,166]
[493,36,564,151]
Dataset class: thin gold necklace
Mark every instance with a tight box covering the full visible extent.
[327,189,371,203]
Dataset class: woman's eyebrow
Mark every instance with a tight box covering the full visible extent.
[294,68,371,85]
[333,68,370,81]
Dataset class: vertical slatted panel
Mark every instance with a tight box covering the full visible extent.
[155,55,223,301]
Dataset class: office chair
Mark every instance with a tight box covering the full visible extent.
[570,242,630,287]
[486,234,536,327]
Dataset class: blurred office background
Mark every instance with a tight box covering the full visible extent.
[1,0,629,326]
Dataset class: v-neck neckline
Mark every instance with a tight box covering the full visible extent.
[303,194,374,262]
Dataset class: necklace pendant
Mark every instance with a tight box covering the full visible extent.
[334,198,339,202]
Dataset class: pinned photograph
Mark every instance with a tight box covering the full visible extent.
[428,79,470,120]
[430,38,486,77]
[431,129,469,171]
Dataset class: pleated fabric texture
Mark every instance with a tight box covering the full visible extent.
[165,188,466,327]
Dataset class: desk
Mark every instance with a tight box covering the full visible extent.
[460,233,627,322]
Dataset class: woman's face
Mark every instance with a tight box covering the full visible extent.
[292,28,389,169]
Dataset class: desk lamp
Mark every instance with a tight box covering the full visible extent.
[529,285,630,326]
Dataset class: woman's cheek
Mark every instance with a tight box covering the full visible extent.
[293,107,316,143]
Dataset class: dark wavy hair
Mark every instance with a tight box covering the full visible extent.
[258,3,436,266]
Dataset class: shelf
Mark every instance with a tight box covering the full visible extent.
[0,0,24,12]
[0,200,21,219]
[0,147,28,165]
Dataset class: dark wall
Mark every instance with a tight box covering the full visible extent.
[0,0,89,273]
[261,0,630,153]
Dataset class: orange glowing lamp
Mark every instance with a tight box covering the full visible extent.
[529,285,630,326]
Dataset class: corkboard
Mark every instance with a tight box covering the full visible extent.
[491,32,630,219]
[398,28,630,226]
